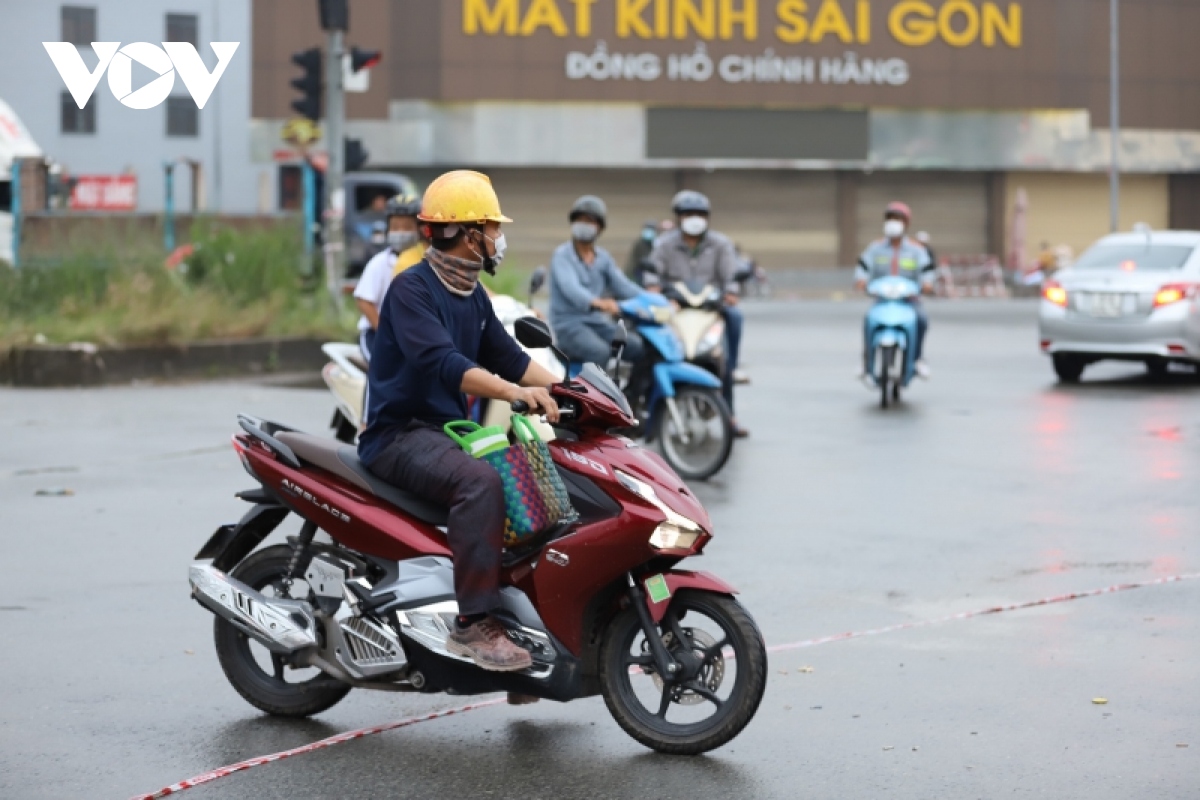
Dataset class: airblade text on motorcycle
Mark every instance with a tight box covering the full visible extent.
[280,478,352,523]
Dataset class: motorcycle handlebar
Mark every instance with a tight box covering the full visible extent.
[510,400,530,414]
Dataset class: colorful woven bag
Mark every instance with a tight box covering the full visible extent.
[443,420,554,547]
[511,416,577,527]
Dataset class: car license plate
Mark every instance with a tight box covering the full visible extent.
[1083,292,1129,318]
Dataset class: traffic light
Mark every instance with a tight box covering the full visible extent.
[349,47,382,73]
[290,48,322,122]
[345,138,368,172]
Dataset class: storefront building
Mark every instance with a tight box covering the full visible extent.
[252,0,1200,269]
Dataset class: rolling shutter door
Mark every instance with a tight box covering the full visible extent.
[855,173,989,259]
[486,168,678,273]
[694,171,838,269]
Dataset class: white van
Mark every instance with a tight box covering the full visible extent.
[0,98,44,264]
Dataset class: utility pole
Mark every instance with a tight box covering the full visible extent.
[318,0,349,305]
[324,27,345,218]
[1109,0,1120,233]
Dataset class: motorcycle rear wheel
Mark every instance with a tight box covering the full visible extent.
[600,591,767,755]
[213,545,351,718]
[654,387,734,481]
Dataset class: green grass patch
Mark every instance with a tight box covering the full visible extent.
[0,222,354,348]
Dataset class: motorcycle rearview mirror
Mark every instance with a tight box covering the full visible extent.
[515,317,573,385]
[609,320,628,378]
[514,316,553,349]
[528,266,547,302]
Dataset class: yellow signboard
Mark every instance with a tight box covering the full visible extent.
[463,0,1022,48]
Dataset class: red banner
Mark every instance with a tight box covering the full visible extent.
[70,175,138,211]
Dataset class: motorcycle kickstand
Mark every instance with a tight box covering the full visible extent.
[663,397,691,444]
[626,573,680,680]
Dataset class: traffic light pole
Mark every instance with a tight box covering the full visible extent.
[324,28,346,304]
[324,29,344,217]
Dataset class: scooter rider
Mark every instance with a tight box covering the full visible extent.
[549,195,646,366]
[358,170,561,672]
[855,201,935,379]
[353,193,426,361]
[648,190,748,437]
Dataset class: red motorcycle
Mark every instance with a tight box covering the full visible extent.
[189,319,766,754]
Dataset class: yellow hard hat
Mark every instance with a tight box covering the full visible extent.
[418,170,512,225]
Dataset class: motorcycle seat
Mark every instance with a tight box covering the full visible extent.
[275,432,449,527]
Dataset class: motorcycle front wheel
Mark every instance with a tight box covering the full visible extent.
[879,346,895,409]
[600,591,767,755]
[213,545,351,718]
[653,387,734,481]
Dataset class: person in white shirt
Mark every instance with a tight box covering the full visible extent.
[353,193,424,361]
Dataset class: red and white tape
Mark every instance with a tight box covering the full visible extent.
[130,698,505,800]
[767,572,1200,654]
[131,571,1199,800]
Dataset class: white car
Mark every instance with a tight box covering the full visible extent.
[1038,230,1200,382]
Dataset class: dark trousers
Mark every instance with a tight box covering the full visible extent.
[557,318,646,366]
[364,422,505,616]
[721,306,744,410]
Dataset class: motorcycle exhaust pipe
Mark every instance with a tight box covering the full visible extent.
[189,563,319,654]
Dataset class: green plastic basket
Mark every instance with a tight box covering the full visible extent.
[443,420,509,458]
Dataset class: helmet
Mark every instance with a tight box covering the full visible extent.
[569,195,607,228]
[418,170,512,225]
[884,201,912,222]
[385,192,422,220]
[672,190,711,216]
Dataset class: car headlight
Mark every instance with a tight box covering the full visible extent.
[697,320,725,357]
[614,469,704,550]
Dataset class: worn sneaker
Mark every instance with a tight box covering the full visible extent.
[732,369,751,385]
[447,617,533,672]
[915,360,932,380]
[859,371,875,389]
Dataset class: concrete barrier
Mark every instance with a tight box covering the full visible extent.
[1,337,332,387]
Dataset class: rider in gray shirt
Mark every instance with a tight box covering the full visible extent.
[549,195,645,365]
[647,191,748,437]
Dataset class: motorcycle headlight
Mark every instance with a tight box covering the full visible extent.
[649,522,702,551]
[614,470,704,550]
[697,320,725,357]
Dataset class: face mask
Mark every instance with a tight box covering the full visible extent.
[387,231,419,252]
[680,216,708,237]
[571,222,599,243]
[490,233,507,264]
[883,219,906,239]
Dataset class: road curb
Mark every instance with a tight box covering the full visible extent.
[1,337,334,388]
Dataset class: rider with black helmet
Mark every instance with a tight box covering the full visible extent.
[649,190,748,437]
[353,192,425,360]
[549,194,646,366]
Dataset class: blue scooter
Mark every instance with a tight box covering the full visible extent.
[863,276,921,409]
[572,293,734,481]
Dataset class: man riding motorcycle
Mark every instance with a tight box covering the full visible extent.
[549,194,645,366]
[855,201,935,381]
[648,190,748,438]
[358,170,562,672]
[353,193,426,361]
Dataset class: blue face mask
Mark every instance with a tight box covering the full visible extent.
[642,228,656,242]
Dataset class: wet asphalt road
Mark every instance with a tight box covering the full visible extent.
[1,299,1198,799]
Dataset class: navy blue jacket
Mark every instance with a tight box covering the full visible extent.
[358,260,531,464]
